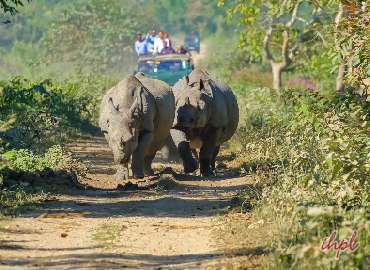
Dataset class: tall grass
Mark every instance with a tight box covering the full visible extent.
[230,83,369,269]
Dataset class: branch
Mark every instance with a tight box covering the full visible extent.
[264,1,308,66]
[288,5,324,60]
[315,31,326,44]
[335,2,343,27]
[280,0,302,64]
[286,0,302,28]
[263,25,274,62]
[264,28,291,68]
[281,30,292,67]
[334,2,343,51]
[0,0,31,15]
[278,0,289,17]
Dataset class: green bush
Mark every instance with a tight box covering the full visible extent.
[0,75,114,151]
[0,187,45,216]
[0,74,106,214]
[2,145,64,172]
[233,86,369,269]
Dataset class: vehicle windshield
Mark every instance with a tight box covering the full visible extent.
[185,36,199,43]
[137,58,192,86]
[138,60,189,73]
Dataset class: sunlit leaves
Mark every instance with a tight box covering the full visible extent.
[0,0,31,15]
[337,10,369,90]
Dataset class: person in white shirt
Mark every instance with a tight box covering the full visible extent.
[153,31,165,54]
[161,32,174,54]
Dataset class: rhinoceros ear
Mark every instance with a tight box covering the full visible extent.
[199,79,204,90]
[199,79,213,98]
[108,97,119,113]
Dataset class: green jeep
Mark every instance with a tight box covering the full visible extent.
[137,54,194,86]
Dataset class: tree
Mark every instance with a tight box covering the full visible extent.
[0,0,31,15]
[44,0,157,73]
[220,0,333,90]
[149,0,226,35]
[334,0,369,93]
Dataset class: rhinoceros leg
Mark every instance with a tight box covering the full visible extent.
[200,128,221,177]
[210,145,220,171]
[131,132,153,179]
[170,129,198,174]
[114,163,129,180]
[143,153,155,176]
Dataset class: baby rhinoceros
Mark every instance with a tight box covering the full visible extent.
[171,68,239,177]
[99,73,175,180]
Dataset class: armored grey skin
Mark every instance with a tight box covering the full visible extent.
[99,72,175,180]
[171,68,239,177]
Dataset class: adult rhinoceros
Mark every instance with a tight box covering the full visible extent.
[170,68,239,177]
[99,72,175,180]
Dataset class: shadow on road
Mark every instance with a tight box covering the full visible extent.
[0,247,268,269]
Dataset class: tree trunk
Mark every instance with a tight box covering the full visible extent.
[336,63,345,92]
[335,2,345,92]
[272,63,283,90]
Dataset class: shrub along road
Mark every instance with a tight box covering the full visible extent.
[0,136,263,269]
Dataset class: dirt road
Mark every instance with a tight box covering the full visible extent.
[0,43,264,270]
[0,137,262,270]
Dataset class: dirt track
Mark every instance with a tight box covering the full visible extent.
[0,44,264,270]
[0,137,261,270]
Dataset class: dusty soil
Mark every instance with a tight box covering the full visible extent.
[0,136,263,270]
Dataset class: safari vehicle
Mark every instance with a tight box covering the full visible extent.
[184,32,200,53]
[137,54,194,86]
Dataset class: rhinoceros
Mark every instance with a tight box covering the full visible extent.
[99,73,175,180]
[171,68,239,176]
